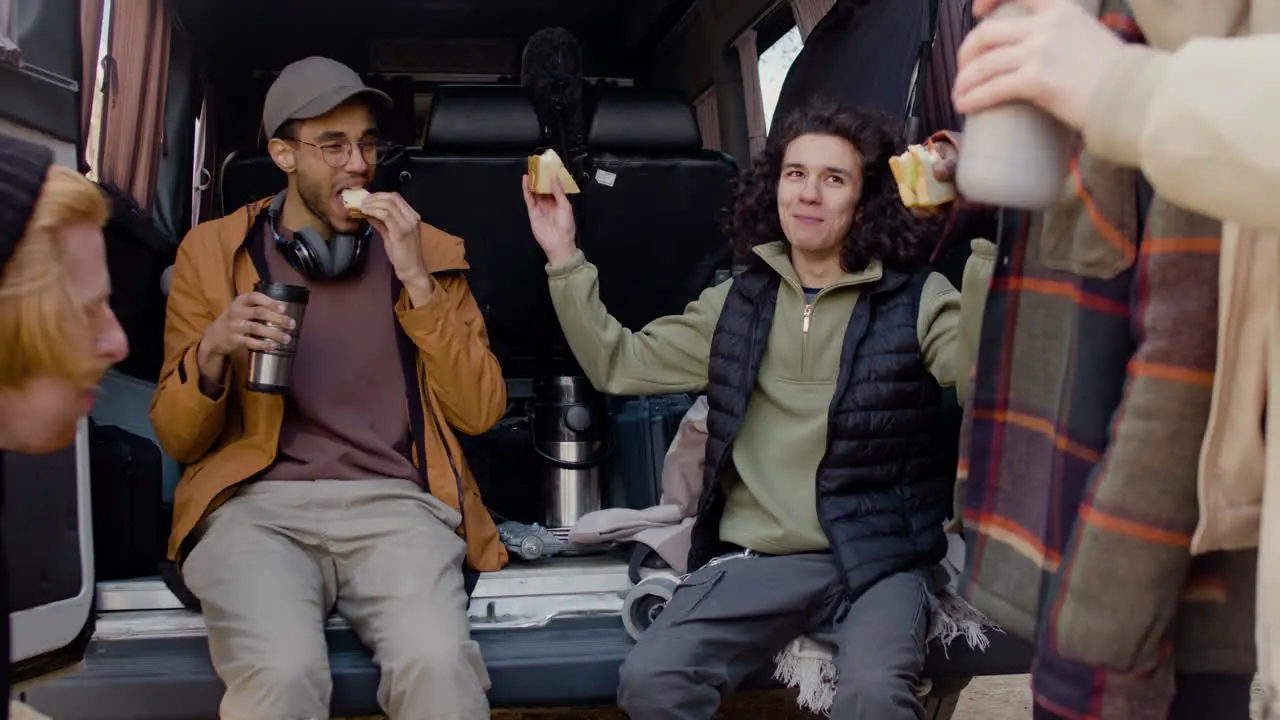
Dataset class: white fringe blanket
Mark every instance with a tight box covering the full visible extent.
[771,587,997,715]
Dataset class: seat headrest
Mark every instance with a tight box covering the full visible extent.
[425,85,543,152]
[586,89,702,153]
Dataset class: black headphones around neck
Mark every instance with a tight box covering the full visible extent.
[266,191,371,281]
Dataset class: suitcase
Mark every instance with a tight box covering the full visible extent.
[88,420,165,580]
[91,369,183,504]
[606,393,697,510]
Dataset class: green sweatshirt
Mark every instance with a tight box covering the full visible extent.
[546,241,963,554]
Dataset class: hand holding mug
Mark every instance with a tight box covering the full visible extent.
[953,0,1125,131]
[197,292,295,384]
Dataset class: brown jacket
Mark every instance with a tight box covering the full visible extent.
[150,199,509,572]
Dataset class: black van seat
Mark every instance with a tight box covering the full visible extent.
[216,150,285,218]
[407,84,554,379]
[421,84,542,152]
[578,88,737,332]
[363,73,418,146]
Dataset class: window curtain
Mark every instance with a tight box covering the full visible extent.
[732,29,767,158]
[80,0,105,160]
[788,0,837,41]
[693,86,721,151]
[97,0,171,212]
[920,0,975,138]
[0,0,18,66]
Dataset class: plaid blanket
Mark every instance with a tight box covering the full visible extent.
[957,5,1256,718]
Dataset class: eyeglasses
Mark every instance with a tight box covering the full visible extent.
[286,138,396,168]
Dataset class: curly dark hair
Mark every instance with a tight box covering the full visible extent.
[727,103,935,273]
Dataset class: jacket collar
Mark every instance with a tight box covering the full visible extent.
[750,240,883,294]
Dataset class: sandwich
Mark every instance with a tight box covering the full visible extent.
[340,187,370,219]
[889,144,956,208]
[527,148,581,195]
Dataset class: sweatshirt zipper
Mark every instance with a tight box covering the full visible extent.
[801,301,814,376]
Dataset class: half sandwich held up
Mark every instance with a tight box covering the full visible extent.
[889,143,957,209]
[527,148,581,195]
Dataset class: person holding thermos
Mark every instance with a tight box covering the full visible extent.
[932,0,1274,717]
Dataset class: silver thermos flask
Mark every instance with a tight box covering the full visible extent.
[954,0,1105,210]
[531,375,608,529]
[246,281,309,394]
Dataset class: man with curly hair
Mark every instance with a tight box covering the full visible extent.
[521,104,981,720]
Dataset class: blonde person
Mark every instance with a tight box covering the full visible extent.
[0,133,130,717]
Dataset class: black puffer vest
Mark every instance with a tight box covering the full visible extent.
[689,261,953,602]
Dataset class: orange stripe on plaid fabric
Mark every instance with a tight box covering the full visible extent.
[1078,505,1193,548]
[1126,360,1214,387]
[964,510,1064,569]
[1071,156,1138,261]
[972,409,1104,463]
[994,277,1130,316]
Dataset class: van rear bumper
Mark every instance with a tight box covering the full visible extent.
[24,614,1032,719]
[24,616,633,718]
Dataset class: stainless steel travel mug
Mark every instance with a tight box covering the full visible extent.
[246,282,308,394]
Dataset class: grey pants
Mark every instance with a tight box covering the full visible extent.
[183,480,491,720]
[617,552,936,720]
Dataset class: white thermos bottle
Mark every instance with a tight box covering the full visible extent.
[954,0,1105,209]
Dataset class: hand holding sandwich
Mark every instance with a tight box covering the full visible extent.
[522,172,578,267]
[891,140,959,216]
[355,191,433,303]
[930,141,958,184]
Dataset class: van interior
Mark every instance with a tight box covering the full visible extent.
[2,0,1033,717]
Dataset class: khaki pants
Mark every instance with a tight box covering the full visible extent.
[182,479,490,720]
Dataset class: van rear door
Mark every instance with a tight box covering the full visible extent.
[0,0,100,687]
[4,426,97,687]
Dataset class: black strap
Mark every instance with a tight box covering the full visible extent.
[160,559,203,612]
[628,542,678,584]
[628,542,655,585]
[392,275,479,584]
[903,0,941,144]
[390,276,430,489]
[463,566,481,598]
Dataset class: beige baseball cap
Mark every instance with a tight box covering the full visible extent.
[262,56,393,139]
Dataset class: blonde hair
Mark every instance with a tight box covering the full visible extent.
[0,166,110,388]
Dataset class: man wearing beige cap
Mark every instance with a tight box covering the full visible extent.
[150,56,508,720]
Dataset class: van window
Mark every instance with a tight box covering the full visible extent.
[758,25,801,134]
[84,0,112,181]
